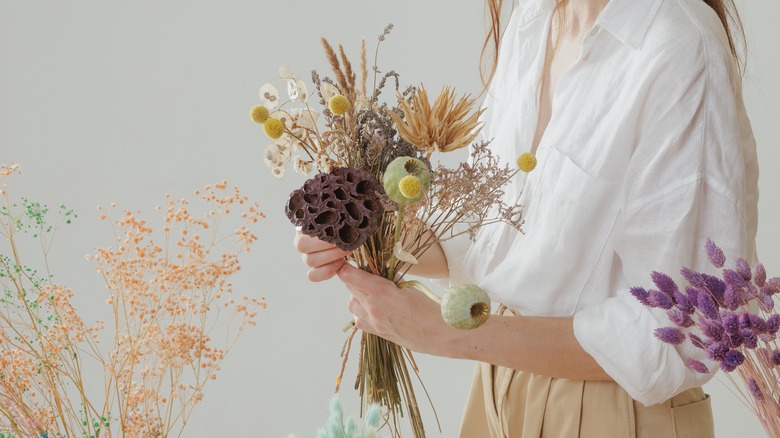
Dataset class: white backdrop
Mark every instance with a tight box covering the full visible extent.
[0,0,777,436]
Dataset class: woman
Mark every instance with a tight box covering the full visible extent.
[295,0,757,436]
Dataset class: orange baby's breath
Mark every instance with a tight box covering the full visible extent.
[0,166,266,437]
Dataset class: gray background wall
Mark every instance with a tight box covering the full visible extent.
[0,0,776,436]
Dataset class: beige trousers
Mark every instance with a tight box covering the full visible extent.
[459,310,714,437]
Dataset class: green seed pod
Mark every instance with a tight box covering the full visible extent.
[440,284,491,330]
[383,156,430,206]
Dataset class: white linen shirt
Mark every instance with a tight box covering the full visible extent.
[439,0,759,406]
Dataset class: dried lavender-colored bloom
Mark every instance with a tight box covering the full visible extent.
[745,283,760,300]
[667,308,694,328]
[648,290,674,309]
[681,267,706,288]
[706,342,729,361]
[754,263,767,288]
[687,358,710,374]
[723,269,747,287]
[689,333,707,350]
[630,286,651,306]
[741,329,758,349]
[702,274,726,303]
[705,239,726,268]
[652,271,679,296]
[723,285,742,310]
[748,378,765,401]
[673,291,694,314]
[697,292,720,321]
[721,349,745,372]
[771,349,780,366]
[654,327,685,345]
[748,314,768,334]
[766,277,780,295]
[735,257,752,281]
[739,312,755,330]
[285,168,385,251]
[726,333,743,349]
[758,293,775,312]
[685,286,701,306]
[766,314,780,335]
[721,312,740,334]
[700,318,724,342]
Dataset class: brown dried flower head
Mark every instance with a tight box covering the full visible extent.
[285,167,385,251]
[390,85,484,158]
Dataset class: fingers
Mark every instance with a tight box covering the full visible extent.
[306,258,345,282]
[301,246,348,269]
[294,231,346,254]
[347,294,377,334]
[294,231,351,282]
[337,264,392,292]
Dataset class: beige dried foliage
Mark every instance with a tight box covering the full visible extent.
[390,85,484,157]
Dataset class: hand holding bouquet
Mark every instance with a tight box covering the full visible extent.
[251,26,530,437]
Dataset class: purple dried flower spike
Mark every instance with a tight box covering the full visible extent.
[630,286,650,306]
[674,291,694,314]
[687,358,709,374]
[736,258,752,281]
[705,238,725,268]
[766,277,780,295]
[651,271,679,295]
[689,333,706,350]
[654,327,685,345]
[723,269,747,287]
[767,314,780,334]
[721,350,745,372]
[754,263,767,288]
[648,290,674,309]
[706,342,729,361]
[667,308,694,328]
[700,318,724,342]
[697,292,720,321]
[721,312,740,334]
[702,274,726,302]
[748,378,765,401]
[285,168,385,251]
[681,267,706,288]
[723,285,741,310]
[771,350,780,366]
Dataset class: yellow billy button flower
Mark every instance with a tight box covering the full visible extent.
[398,175,422,199]
[250,105,270,124]
[517,152,537,173]
[263,118,285,139]
[328,94,350,116]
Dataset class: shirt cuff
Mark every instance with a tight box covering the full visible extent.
[573,290,703,406]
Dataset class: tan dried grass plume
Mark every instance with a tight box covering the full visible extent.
[390,85,484,157]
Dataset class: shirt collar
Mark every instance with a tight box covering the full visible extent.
[517,0,665,50]
[596,0,665,50]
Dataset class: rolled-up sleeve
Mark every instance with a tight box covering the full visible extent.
[572,29,758,406]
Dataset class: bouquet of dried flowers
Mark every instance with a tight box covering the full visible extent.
[633,239,780,437]
[250,26,530,437]
[0,163,265,437]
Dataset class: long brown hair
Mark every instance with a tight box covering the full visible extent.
[480,0,746,88]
